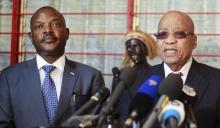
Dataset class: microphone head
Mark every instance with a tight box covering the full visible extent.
[112,67,120,75]
[159,73,183,100]
[119,67,137,88]
[158,100,185,127]
[137,75,162,100]
[92,86,110,102]
[129,75,162,119]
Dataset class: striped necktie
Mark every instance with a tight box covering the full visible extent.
[42,65,58,124]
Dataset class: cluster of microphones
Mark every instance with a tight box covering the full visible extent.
[60,67,198,128]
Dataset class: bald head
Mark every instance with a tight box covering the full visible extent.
[156,11,197,71]
[158,11,195,33]
[30,6,66,29]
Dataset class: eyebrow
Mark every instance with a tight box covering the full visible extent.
[34,17,61,23]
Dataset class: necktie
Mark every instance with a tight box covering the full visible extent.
[172,72,183,77]
[42,65,58,124]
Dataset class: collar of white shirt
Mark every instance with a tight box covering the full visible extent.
[164,57,193,84]
[36,54,65,72]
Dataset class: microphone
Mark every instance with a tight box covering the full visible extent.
[143,73,183,128]
[124,75,162,127]
[158,100,185,128]
[97,67,137,127]
[112,67,120,78]
[61,86,110,126]
[111,67,120,92]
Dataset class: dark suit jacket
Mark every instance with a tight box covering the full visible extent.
[144,59,220,128]
[0,57,105,128]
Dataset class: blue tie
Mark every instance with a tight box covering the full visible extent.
[42,65,58,124]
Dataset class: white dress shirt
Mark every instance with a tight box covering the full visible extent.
[164,57,193,84]
[36,54,65,100]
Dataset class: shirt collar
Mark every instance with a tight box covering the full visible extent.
[164,57,192,78]
[36,54,66,72]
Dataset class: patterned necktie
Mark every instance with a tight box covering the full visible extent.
[172,72,183,77]
[42,65,58,125]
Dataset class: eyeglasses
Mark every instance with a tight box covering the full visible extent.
[154,31,194,40]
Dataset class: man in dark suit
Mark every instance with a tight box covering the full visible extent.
[0,6,105,128]
[145,11,220,127]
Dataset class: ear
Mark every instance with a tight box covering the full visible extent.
[28,32,33,42]
[193,35,197,49]
[65,28,70,40]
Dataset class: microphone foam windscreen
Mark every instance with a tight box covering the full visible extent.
[119,67,137,88]
[159,73,183,100]
[129,93,153,118]
[94,86,110,101]
[129,75,162,118]
[112,67,120,74]
[138,75,161,100]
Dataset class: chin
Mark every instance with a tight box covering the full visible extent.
[162,58,179,65]
[39,50,64,57]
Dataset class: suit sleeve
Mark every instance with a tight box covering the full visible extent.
[0,70,15,127]
[90,70,106,114]
[90,70,105,94]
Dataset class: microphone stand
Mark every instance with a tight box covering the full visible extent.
[106,115,113,128]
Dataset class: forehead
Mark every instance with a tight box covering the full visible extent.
[158,12,194,32]
[126,38,145,45]
[31,8,64,24]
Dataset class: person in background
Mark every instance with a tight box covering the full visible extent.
[144,11,220,128]
[112,29,157,124]
[0,6,105,128]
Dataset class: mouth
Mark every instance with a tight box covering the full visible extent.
[162,48,178,56]
[42,35,57,43]
[131,54,141,58]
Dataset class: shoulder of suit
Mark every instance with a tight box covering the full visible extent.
[193,61,220,72]
[1,59,34,72]
[66,59,101,72]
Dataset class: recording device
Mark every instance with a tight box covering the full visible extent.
[112,67,120,78]
[158,100,185,128]
[124,75,162,127]
[97,67,137,127]
[111,67,121,92]
[74,86,110,116]
[142,73,183,128]
[61,86,110,127]
[158,85,197,128]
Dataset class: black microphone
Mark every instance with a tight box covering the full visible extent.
[61,86,110,127]
[112,67,120,78]
[124,75,162,127]
[111,67,120,92]
[143,73,183,128]
[97,67,137,127]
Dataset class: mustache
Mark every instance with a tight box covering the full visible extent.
[41,33,57,42]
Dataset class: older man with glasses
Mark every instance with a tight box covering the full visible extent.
[142,11,220,128]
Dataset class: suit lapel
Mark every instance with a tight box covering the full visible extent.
[23,58,49,124]
[185,60,209,109]
[155,61,209,109]
[55,59,79,122]
[150,63,165,79]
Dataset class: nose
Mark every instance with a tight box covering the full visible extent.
[164,33,177,44]
[129,45,140,54]
[43,24,53,34]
